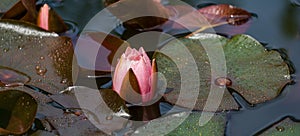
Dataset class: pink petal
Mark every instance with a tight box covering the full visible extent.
[113,52,131,94]
[37,4,50,30]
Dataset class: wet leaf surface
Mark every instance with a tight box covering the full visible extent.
[0,20,74,94]
[154,33,291,111]
[133,112,226,136]
[260,118,300,136]
[0,89,37,135]
[50,86,128,135]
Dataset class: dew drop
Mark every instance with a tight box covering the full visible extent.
[60,78,68,84]
[106,115,113,120]
[74,110,82,116]
[276,126,285,132]
[17,45,24,50]
[35,65,40,70]
[215,77,232,87]
[36,68,48,76]
[40,56,45,60]
[3,48,9,52]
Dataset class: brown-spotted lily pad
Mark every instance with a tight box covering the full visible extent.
[133,112,226,136]
[260,118,300,136]
[0,20,74,94]
[154,33,291,111]
[0,89,37,135]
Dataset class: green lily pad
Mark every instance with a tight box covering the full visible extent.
[0,20,74,94]
[154,33,291,111]
[260,118,300,136]
[0,89,37,135]
[133,112,226,136]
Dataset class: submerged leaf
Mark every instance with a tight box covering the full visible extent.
[154,33,290,111]
[260,118,300,135]
[0,89,37,135]
[133,112,226,136]
[0,20,74,94]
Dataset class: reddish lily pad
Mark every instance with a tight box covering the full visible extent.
[163,3,252,36]
[154,33,291,111]
[133,112,226,136]
[198,4,252,26]
[260,118,300,136]
[106,0,169,30]
[0,89,37,135]
[0,20,74,94]
[2,0,37,23]
[75,32,129,71]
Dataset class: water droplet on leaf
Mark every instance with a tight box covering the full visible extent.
[276,126,285,132]
[106,115,113,120]
[215,77,232,86]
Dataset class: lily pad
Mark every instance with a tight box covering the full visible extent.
[0,89,37,135]
[0,20,74,94]
[53,86,129,135]
[133,112,226,136]
[154,33,291,111]
[260,118,300,136]
[75,32,129,72]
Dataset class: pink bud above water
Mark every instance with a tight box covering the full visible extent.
[37,4,50,30]
[113,47,156,104]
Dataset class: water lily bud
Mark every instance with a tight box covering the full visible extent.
[37,4,50,30]
[113,47,156,104]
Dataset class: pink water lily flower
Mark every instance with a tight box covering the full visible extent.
[113,47,157,104]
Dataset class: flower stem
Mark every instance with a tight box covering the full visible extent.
[142,101,161,121]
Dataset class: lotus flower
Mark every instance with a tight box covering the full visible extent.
[113,47,157,104]
[37,4,50,30]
